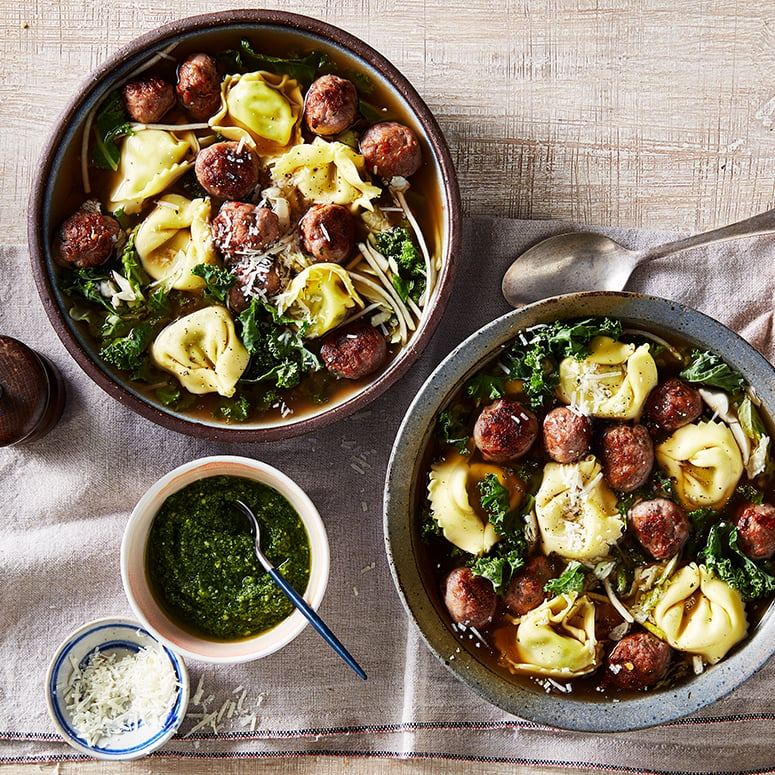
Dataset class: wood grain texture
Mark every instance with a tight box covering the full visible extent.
[4,0,775,247]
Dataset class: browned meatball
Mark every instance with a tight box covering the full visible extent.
[303,74,358,136]
[644,378,703,433]
[195,141,260,200]
[176,53,222,120]
[443,567,498,630]
[299,204,356,263]
[227,257,284,312]
[473,399,538,463]
[121,75,175,124]
[594,598,625,641]
[735,502,775,560]
[320,322,387,380]
[543,406,592,463]
[628,498,690,560]
[503,555,554,616]
[606,632,672,690]
[359,121,422,178]
[212,202,282,260]
[599,424,654,492]
[53,209,122,268]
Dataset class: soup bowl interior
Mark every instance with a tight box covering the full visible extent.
[121,455,330,664]
[28,9,460,441]
[384,291,775,732]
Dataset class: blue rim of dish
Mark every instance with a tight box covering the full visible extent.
[46,617,188,758]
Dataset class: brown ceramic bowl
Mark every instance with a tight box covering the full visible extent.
[28,10,460,441]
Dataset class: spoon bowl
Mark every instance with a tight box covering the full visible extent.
[502,207,775,307]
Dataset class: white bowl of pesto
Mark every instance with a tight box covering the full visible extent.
[121,455,330,664]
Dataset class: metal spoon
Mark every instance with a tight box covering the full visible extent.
[501,207,775,307]
[232,499,367,680]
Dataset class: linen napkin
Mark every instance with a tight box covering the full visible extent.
[1,216,774,774]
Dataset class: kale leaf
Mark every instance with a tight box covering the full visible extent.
[679,349,747,393]
[191,263,236,303]
[373,226,426,305]
[544,560,587,596]
[100,322,154,372]
[436,403,471,454]
[221,41,333,88]
[91,90,133,171]
[701,523,775,600]
[237,299,321,389]
[469,473,528,592]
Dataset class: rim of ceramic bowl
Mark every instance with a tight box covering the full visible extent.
[121,455,330,663]
[28,9,461,442]
[45,616,189,760]
[384,290,775,732]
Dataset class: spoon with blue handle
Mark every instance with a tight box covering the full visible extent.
[233,499,367,680]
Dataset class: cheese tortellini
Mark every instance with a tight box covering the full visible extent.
[651,563,748,664]
[494,594,600,678]
[276,263,363,339]
[656,420,744,510]
[534,456,623,562]
[151,306,249,397]
[427,453,501,556]
[271,137,382,211]
[135,195,218,291]
[109,129,197,215]
[210,71,303,155]
[557,336,658,420]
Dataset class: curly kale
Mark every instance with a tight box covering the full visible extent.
[701,523,775,601]
[373,225,426,305]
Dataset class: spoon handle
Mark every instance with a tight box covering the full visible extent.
[268,566,367,680]
[638,206,775,263]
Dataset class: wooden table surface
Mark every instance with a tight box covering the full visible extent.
[3,1,774,773]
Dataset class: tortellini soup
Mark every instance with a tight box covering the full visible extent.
[419,317,775,698]
[49,33,443,425]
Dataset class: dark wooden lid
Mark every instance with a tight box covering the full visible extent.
[0,336,66,446]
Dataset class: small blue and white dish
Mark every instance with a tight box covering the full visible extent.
[46,617,189,760]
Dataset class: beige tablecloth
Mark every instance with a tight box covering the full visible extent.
[1,217,774,773]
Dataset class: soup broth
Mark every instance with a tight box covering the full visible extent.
[418,317,775,699]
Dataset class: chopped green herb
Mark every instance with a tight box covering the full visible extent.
[679,350,746,393]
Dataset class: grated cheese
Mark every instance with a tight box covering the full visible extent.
[64,646,179,747]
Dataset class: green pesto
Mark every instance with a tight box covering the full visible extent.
[147,475,311,640]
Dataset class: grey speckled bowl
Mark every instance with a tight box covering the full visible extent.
[28,10,460,442]
[384,291,775,732]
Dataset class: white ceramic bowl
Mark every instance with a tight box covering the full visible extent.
[121,455,330,663]
[46,617,189,760]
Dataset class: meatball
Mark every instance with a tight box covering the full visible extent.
[473,399,538,463]
[443,567,498,630]
[543,406,592,463]
[606,632,672,690]
[212,202,282,260]
[53,209,122,268]
[320,322,387,380]
[503,555,554,616]
[359,121,422,178]
[599,424,654,492]
[121,75,175,124]
[735,502,775,560]
[628,498,690,560]
[194,141,260,200]
[303,74,358,136]
[176,53,222,120]
[644,378,703,433]
[227,257,284,313]
[299,203,356,264]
